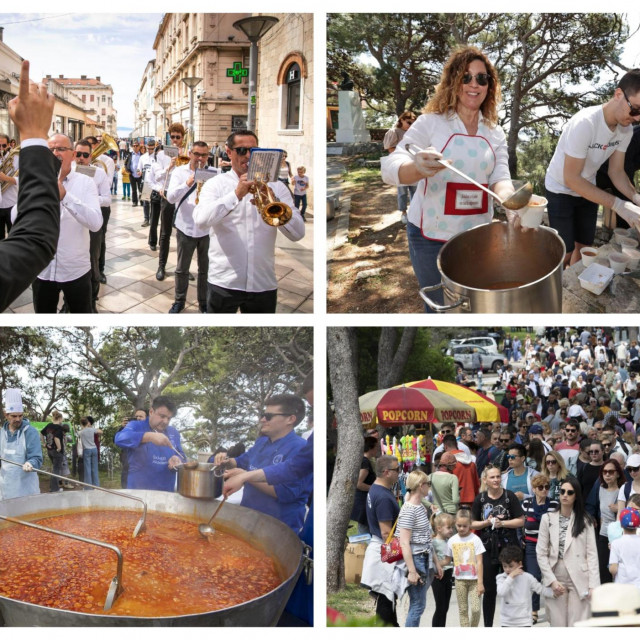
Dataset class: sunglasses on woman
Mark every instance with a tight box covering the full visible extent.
[462,73,489,86]
[559,489,575,496]
[627,466,640,473]
[536,484,551,490]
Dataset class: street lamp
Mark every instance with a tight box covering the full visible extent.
[232,16,279,132]
[159,101,171,130]
[181,76,202,140]
[146,116,151,138]
[152,110,160,139]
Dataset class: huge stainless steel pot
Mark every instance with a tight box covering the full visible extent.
[0,490,305,626]
[420,221,565,313]
[176,462,218,499]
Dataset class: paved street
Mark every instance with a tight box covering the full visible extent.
[6,192,313,314]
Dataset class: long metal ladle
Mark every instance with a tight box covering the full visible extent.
[405,143,533,210]
[198,496,226,538]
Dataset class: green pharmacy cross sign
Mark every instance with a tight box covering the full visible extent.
[226,62,248,84]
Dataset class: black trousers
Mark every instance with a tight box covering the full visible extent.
[597,533,613,584]
[431,567,453,627]
[175,229,209,307]
[130,175,143,205]
[206,283,277,314]
[373,592,398,627]
[147,196,162,247]
[0,206,12,240]
[89,206,110,305]
[32,270,92,313]
[158,198,175,268]
[482,558,501,627]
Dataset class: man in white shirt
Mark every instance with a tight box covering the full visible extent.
[0,133,18,239]
[29,134,102,313]
[545,70,640,266]
[74,139,111,312]
[193,130,305,313]
[140,139,162,250]
[166,141,213,313]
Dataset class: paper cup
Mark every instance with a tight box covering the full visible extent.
[622,247,640,269]
[609,252,629,274]
[519,195,547,229]
[620,236,638,250]
[580,247,599,267]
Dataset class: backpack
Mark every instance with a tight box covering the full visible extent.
[623,480,633,502]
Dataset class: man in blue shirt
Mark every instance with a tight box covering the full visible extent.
[114,396,184,491]
[215,393,310,533]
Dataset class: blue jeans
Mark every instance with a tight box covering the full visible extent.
[397,185,417,212]
[83,448,100,488]
[504,348,512,361]
[405,552,432,627]
[294,194,307,217]
[122,182,131,198]
[407,222,445,313]
[525,542,541,611]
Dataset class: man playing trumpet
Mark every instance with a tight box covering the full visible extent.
[192,130,304,313]
[166,141,212,313]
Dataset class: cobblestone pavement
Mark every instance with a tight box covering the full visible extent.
[6,192,313,314]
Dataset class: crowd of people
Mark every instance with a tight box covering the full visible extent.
[356,328,640,626]
[381,45,640,312]
[0,60,309,314]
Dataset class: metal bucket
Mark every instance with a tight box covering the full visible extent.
[0,490,305,626]
[420,221,565,313]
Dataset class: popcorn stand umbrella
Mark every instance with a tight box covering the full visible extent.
[399,378,508,423]
[359,386,476,428]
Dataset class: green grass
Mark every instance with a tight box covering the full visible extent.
[327,584,375,621]
[345,167,382,184]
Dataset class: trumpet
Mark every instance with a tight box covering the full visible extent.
[250,181,292,227]
[0,147,19,193]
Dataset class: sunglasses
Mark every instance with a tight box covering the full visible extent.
[559,489,575,496]
[565,429,577,433]
[402,117,415,123]
[546,459,558,464]
[75,151,90,159]
[231,146,255,156]
[589,450,602,454]
[440,430,452,435]
[536,484,551,490]
[170,134,183,140]
[0,143,7,148]
[627,466,640,473]
[462,72,490,86]
[602,442,612,447]
[622,89,640,117]
[260,412,292,421]
[603,469,617,475]
[506,454,521,460]
[499,438,511,443]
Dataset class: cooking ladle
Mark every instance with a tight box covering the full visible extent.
[198,496,226,538]
[404,143,533,210]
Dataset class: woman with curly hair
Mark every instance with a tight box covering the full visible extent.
[381,45,517,312]
[542,450,573,502]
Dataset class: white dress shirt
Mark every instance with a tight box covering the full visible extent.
[73,163,111,208]
[167,164,213,238]
[192,169,305,292]
[96,153,115,183]
[0,151,18,209]
[36,172,102,282]
[140,150,162,192]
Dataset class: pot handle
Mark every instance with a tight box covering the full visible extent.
[419,283,465,312]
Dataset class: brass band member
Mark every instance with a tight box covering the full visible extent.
[154,123,186,281]
[166,141,212,313]
[192,130,304,313]
[17,134,102,313]
[0,132,18,239]
[74,139,111,312]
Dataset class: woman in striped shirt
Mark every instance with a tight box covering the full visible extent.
[521,474,559,623]
[396,470,443,626]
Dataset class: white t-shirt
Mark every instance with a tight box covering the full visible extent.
[546,104,632,195]
[609,534,640,589]
[446,532,485,580]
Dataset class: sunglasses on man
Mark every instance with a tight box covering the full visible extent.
[622,89,640,117]
[231,146,255,156]
[75,152,91,159]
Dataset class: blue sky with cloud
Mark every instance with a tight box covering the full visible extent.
[1,13,163,129]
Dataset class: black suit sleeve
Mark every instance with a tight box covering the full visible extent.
[0,145,60,311]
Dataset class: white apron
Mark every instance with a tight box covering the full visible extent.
[0,424,40,500]
[420,133,496,242]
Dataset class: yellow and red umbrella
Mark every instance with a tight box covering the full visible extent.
[359,386,476,427]
[401,378,508,423]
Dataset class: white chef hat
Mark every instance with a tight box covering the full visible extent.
[5,388,23,413]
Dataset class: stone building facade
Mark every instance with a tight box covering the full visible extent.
[152,13,251,147]
[47,75,117,135]
[254,13,313,206]
[0,29,21,142]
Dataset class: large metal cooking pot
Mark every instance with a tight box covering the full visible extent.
[420,221,565,313]
[176,462,218,499]
[0,490,306,626]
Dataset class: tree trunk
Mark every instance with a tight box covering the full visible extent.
[327,328,364,594]
[377,327,418,389]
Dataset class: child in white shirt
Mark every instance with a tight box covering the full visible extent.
[609,507,640,589]
[496,545,554,627]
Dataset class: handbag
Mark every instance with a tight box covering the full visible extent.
[380,516,403,563]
